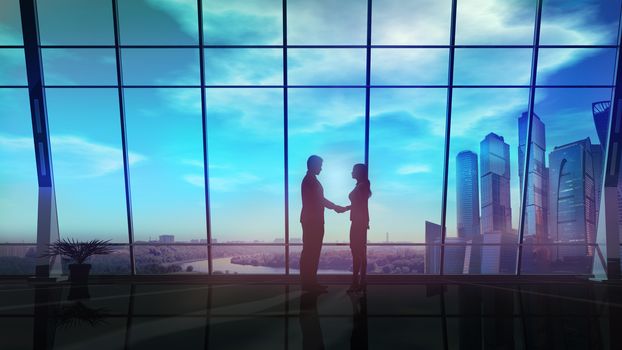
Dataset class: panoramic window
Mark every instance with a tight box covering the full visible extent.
[1,0,620,276]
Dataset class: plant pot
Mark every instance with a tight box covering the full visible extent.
[68,264,91,284]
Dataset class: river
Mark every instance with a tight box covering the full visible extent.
[181,257,350,274]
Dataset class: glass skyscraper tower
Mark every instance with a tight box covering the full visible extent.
[480,133,512,235]
[548,139,597,267]
[456,151,481,240]
[479,133,516,273]
[518,112,549,244]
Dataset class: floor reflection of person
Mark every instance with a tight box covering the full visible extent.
[342,164,372,293]
[299,292,325,350]
[349,293,368,350]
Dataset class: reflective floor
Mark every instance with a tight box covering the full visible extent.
[1,279,621,349]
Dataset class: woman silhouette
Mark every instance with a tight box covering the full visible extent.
[345,163,371,293]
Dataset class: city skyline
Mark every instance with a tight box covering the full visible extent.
[1,0,621,253]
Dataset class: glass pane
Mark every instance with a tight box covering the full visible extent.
[204,49,282,85]
[88,246,131,274]
[288,245,351,275]
[372,49,448,85]
[0,245,36,275]
[446,88,529,274]
[135,245,207,274]
[372,0,451,45]
[454,49,532,86]
[37,0,114,45]
[0,49,27,85]
[42,49,117,86]
[124,88,206,242]
[460,242,518,274]
[456,0,536,45]
[521,88,611,274]
[287,0,367,45]
[367,246,426,274]
[211,246,285,274]
[369,88,446,243]
[537,48,616,86]
[0,89,37,243]
[46,89,129,242]
[288,89,366,244]
[0,0,24,45]
[118,0,198,45]
[122,49,200,86]
[522,243,595,275]
[57,246,131,275]
[540,0,622,45]
[203,0,282,45]
[288,49,366,85]
[206,89,284,243]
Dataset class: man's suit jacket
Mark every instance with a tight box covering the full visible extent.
[300,172,336,225]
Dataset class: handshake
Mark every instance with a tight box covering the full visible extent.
[333,205,351,214]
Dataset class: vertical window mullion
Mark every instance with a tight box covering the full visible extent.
[283,0,290,275]
[111,0,136,275]
[197,0,213,275]
[440,0,458,276]
[516,0,544,276]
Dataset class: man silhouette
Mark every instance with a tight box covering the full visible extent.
[300,155,345,292]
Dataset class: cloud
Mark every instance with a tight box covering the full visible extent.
[51,135,146,178]
[0,135,32,150]
[181,159,204,168]
[397,164,432,175]
[183,174,204,188]
[163,88,202,114]
[0,1,22,45]
[205,49,282,85]
[288,49,366,85]
[288,89,366,134]
[0,50,27,85]
[136,0,616,143]
[0,134,146,178]
[144,0,199,38]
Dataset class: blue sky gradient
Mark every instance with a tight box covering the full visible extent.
[1,0,621,243]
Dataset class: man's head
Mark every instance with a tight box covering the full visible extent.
[307,155,323,175]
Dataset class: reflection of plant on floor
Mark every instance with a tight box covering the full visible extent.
[56,302,109,329]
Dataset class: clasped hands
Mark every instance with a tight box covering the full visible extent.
[333,205,350,214]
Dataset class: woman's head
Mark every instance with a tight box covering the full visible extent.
[351,163,368,181]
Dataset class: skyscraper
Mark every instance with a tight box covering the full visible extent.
[591,144,604,222]
[456,151,481,240]
[479,133,516,274]
[440,237,467,274]
[518,112,549,243]
[548,138,597,267]
[480,133,512,235]
[480,232,517,274]
[592,101,610,147]
[592,101,622,235]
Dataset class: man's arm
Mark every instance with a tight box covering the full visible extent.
[323,198,338,210]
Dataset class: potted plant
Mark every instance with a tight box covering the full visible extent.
[43,238,113,283]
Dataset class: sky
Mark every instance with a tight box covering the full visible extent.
[0,0,620,244]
